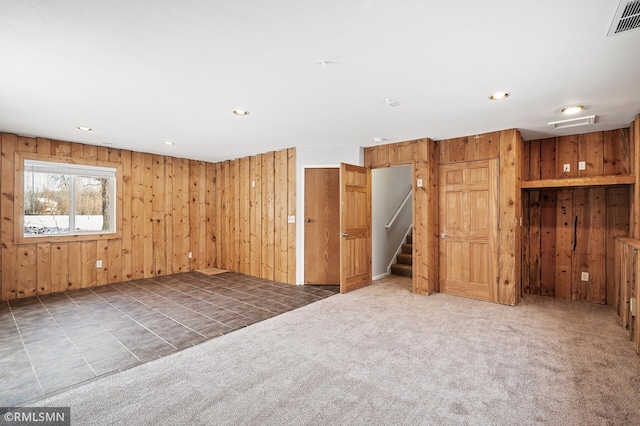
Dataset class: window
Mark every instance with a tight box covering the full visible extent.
[23,159,117,237]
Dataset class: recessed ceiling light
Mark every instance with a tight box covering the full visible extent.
[372,137,387,143]
[233,109,249,115]
[561,105,584,115]
[163,141,175,146]
[384,99,399,107]
[489,92,509,100]
[77,126,92,131]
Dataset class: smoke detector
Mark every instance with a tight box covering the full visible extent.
[548,115,596,130]
[608,0,640,36]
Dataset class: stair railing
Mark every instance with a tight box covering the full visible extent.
[385,188,412,229]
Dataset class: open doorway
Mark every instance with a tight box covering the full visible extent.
[371,165,413,291]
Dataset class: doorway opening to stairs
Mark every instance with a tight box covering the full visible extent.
[371,165,413,282]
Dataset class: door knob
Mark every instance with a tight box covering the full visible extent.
[440,233,447,239]
[339,232,350,237]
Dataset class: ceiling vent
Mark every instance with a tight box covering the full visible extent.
[608,0,640,36]
[548,115,596,130]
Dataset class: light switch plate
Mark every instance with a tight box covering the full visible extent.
[96,260,102,268]
[417,178,423,188]
[287,215,295,223]
[581,272,589,281]
[578,161,586,170]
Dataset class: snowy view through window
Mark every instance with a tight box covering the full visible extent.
[23,160,116,236]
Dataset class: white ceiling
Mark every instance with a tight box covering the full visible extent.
[1,0,639,163]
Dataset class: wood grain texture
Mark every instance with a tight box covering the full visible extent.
[588,188,606,304]
[1,130,298,299]
[287,148,296,284]
[554,189,573,300]
[539,190,557,297]
[498,129,520,305]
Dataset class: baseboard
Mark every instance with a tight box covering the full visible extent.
[373,272,390,281]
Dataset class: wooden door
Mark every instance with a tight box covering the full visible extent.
[439,159,498,302]
[339,163,372,293]
[304,168,340,284]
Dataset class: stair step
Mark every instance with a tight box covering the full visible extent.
[406,234,412,245]
[390,263,412,277]
[401,244,412,255]
[397,253,412,265]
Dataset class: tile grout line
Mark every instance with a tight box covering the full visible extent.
[164,274,302,313]
[54,290,142,363]
[37,293,103,377]
[7,300,45,397]
[136,278,255,322]
[83,287,179,350]
[106,283,212,338]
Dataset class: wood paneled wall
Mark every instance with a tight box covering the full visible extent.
[364,139,439,297]
[0,133,296,300]
[614,237,640,355]
[521,129,631,180]
[522,187,629,304]
[520,128,634,305]
[364,129,521,306]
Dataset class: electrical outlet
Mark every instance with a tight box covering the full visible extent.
[188,252,193,259]
[563,164,570,173]
[578,161,586,170]
[251,180,256,188]
[417,178,423,188]
[581,272,589,281]
[287,215,295,223]
[96,260,102,268]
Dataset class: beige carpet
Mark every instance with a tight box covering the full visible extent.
[35,276,640,425]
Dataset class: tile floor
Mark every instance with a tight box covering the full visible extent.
[0,272,339,406]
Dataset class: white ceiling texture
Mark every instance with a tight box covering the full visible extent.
[1,0,639,163]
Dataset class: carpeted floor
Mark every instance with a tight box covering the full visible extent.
[34,276,640,425]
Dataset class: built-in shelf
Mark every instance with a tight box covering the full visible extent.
[520,175,636,189]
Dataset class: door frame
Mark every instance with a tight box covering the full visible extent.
[299,164,340,285]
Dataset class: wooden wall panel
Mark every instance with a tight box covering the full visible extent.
[614,237,640,355]
[239,157,250,274]
[287,148,297,284]
[274,150,288,282]
[228,159,239,272]
[413,139,438,295]
[555,136,578,178]
[1,134,17,300]
[214,162,223,269]
[364,144,390,169]
[205,163,216,268]
[523,187,630,305]
[249,156,261,276]
[261,152,275,280]
[498,129,520,305]
[121,150,133,280]
[1,131,297,300]
[524,129,631,180]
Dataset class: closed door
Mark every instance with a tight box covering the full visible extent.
[340,163,372,293]
[439,159,498,302]
[304,168,340,285]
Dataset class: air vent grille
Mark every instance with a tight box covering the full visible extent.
[608,0,640,36]
[548,115,596,130]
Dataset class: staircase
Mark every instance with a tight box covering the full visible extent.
[390,231,412,277]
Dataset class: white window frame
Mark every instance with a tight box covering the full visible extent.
[15,153,123,244]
